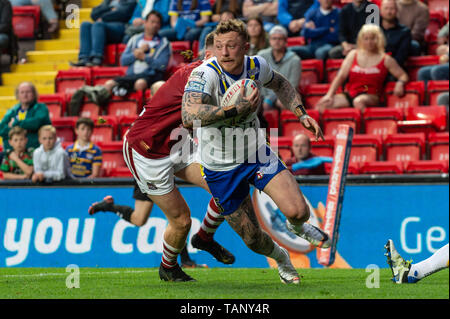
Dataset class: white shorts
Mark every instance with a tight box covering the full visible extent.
[123,136,196,196]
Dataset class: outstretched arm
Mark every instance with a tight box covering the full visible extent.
[265,71,324,140]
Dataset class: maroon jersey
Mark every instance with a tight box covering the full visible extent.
[126,60,203,159]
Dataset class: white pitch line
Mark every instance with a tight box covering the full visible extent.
[1,269,158,278]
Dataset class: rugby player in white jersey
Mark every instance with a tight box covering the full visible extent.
[181,19,331,284]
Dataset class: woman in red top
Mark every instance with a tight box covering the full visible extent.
[316,24,409,112]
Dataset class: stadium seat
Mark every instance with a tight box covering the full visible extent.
[118,115,138,138]
[303,84,331,109]
[107,92,142,117]
[192,40,200,58]
[80,102,101,118]
[427,81,449,105]
[286,37,305,47]
[425,11,446,55]
[106,167,133,178]
[299,60,323,92]
[98,141,126,176]
[311,136,335,157]
[349,134,383,167]
[280,109,320,138]
[325,59,343,83]
[12,6,40,39]
[384,81,425,109]
[322,108,361,136]
[384,132,426,162]
[363,107,403,138]
[90,116,118,143]
[104,44,118,66]
[38,93,66,119]
[324,161,359,174]
[359,161,404,175]
[399,105,448,132]
[405,56,440,81]
[263,109,280,131]
[91,66,128,86]
[52,117,78,143]
[405,160,448,174]
[269,136,293,161]
[428,132,449,161]
[55,68,92,95]
[427,0,449,18]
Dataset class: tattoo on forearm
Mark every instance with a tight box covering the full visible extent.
[181,91,224,127]
[266,71,304,114]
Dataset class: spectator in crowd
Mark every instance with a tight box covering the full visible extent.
[104,10,171,97]
[328,0,375,59]
[291,0,339,60]
[396,0,429,56]
[0,0,12,52]
[436,22,448,56]
[66,118,102,179]
[243,0,278,32]
[123,0,171,43]
[198,10,236,52]
[258,25,301,110]
[70,0,137,67]
[417,49,449,84]
[32,125,72,183]
[247,16,269,56]
[0,127,33,180]
[316,24,409,112]
[158,0,212,42]
[211,0,243,21]
[284,133,329,175]
[9,0,59,33]
[0,82,51,153]
[277,0,319,36]
[380,0,411,69]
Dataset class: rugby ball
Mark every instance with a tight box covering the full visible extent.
[221,78,258,108]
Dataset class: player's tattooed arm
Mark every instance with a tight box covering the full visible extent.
[265,71,305,116]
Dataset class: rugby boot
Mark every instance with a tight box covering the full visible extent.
[286,221,332,248]
[191,233,236,264]
[159,264,196,282]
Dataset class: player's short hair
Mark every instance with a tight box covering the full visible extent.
[214,19,249,42]
[8,126,27,140]
[38,125,56,137]
[76,117,94,130]
[205,32,215,49]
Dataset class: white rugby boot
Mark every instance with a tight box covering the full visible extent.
[286,221,332,248]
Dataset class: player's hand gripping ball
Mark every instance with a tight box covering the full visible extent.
[221,78,258,124]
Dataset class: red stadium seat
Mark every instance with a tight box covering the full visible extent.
[322,108,361,136]
[359,161,404,175]
[286,37,305,47]
[104,44,118,66]
[311,136,334,157]
[401,105,448,132]
[107,92,142,117]
[55,68,92,95]
[363,107,403,138]
[303,84,330,109]
[118,115,138,138]
[106,167,133,178]
[325,59,343,83]
[425,12,446,55]
[405,160,448,174]
[91,66,128,86]
[428,132,449,161]
[280,109,320,138]
[405,56,440,81]
[12,6,40,39]
[299,60,323,92]
[427,81,449,106]
[38,93,66,119]
[192,40,199,58]
[384,81,425,109]
[384,133,426,162]
[349,134,383,167]
[80,102,101,118]
[52,117,78,143]
[263,109,280,130]
[269,136,293,161]
[98,141,126,175]
[90,116,118,143]
[427,0,449,18]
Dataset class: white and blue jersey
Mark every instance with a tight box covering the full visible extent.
[185,55,275,171]
[184,55,287,215]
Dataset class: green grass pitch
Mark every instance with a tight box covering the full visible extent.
[0,267,448,299]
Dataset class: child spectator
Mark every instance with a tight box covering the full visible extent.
[0,127,33,180]
[32,125,72,183]
[66,118,103,178]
